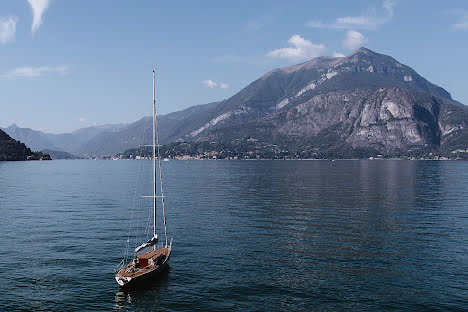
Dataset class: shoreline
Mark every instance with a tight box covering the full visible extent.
[67,157,467,161]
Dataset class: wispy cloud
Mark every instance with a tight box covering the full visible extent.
[307,0,395,30]
[1,66,68,79]
[28,0,51,34]
[342,30,368,50]
[79,117,86,122]
[450,10,468,30]
[266,35,327,62]
[0,16,18,43]
[202,79,229,89]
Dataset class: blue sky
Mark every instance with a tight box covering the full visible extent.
[1,0,467,133]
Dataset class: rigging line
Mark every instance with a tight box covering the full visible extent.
[124,147,143,263]
[124,126,149,262]
[154,70,168,247]
[134,162,143,251]
[135,115,153,250]
[128,111,151,260]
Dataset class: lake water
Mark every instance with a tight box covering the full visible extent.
[0,160,467,311]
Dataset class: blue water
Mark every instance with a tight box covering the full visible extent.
[0,160,467,311]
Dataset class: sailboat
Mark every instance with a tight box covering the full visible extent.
[115,70,172,288]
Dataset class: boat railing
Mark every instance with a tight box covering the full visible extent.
[114,259,125,273]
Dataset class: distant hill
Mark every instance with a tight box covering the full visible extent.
[1,123,126,156]
[2,124,61,151]
[41,149,79,160]
[0,129,51,161]
[3,103,222,157]
[74,102,220,156]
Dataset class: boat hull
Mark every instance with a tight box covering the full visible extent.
[115,245,171,288]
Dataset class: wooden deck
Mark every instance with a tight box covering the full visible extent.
[118,247,170,278]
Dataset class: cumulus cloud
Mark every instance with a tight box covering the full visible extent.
[266,35,327,62]
[202,79,229,89]
[307,0,395,30]
[332,51,345,57]
[0,16,17,43]
[1,65,68,78]
[28,0,51,34]
[342,30,368,50]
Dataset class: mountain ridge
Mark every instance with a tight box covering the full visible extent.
[4,47,468,157]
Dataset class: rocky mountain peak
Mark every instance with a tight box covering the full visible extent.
[261,56,341,79]
[262,47,381,80]
[349,46,375,56]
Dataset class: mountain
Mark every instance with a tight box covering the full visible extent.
[0,129,51,161]
[41,149,80,160]
[75,102,221,156]
[2,124,61,152]
[114,47,468,158]
[2,103,220,157]
[49,123,127,153]
[1,123,126,156]
[177,47,468,157]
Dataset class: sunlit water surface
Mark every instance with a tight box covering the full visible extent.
[0,160,467,311]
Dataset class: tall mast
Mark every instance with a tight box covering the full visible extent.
[152,70,157,239]
[153,70,168,247]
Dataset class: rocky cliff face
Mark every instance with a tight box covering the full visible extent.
[275,88,444,151]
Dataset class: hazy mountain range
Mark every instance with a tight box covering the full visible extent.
[3,47,468,157]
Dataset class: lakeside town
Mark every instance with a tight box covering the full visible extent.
[91,140,467,161]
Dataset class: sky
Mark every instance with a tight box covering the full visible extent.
[0,0,467,133]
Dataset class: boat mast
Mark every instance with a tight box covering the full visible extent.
[152,70,157,240]
[153,70,168,248]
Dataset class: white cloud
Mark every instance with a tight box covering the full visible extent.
[332,51,345,57]
[451,10,468,30]
[266,35,327,62]
[28,0,51,34]
[307,0,395,30]
[1,66,68,79]
[0,16,17,43]
[79,117,86,122]
[202,79,229,89]
[202,79,218,88]
[342,30,368,50]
